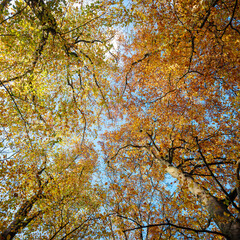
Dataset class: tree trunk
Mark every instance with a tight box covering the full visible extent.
[0,191,42,240]
[154,156,240,240]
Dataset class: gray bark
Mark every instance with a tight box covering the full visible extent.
[154,155,240,240]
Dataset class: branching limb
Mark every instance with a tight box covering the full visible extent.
[122,52,155,97]
[195,137,240,211]
[123,219,227,238]
[0,190,44,240]
[0,80,32,147]
[0,5,27,25]
[107,143,145,168]
[199,0,219,29]
[0,0,11,14]
[189,160,233,175]
[48,222,70,240]
[2,28,49,84]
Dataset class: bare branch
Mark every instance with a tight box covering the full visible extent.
[123,219,227,238]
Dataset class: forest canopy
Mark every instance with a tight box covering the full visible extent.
[0,0,239,239]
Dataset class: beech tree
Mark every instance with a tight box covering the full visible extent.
[101,0,240,239]
[0,0,240,239]
[0,0,116,239]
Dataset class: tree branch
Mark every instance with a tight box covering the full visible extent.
[0,190,43,240]
[123,220,226,238]
[195,137,240,211]
[0,0,11,14]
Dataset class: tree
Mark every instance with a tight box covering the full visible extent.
[1,0,240,239]
[0,0,117,239]
[101,0,240,239]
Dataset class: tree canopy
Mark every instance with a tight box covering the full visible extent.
[0,0,240,239]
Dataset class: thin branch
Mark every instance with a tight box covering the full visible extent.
[123,220,226,238]
[220,0,239,36]
[108,144,145,166]
[2,28,49,84]
[75,39,103,44]
[195,137,240,211]
[199,0,219,29]
[48,222,69,240]
[66,72,87,147]
[144,89,177,104]
[0,0,11,14]
[59,217,101,240]
[116,214,142,227]
[0,5,27,25]
[62,13,106,35]
[122,52,153,97]
[196,137,227,193]
[0,80,32,147]
[108,216,116,240]
[190,160,233,174]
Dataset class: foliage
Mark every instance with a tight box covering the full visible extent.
[0,0,116,239]
[0,0,240,239]
[101,0,240,239]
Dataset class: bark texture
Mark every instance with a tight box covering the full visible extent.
[0,192,42,240]
[155,156,240,240]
